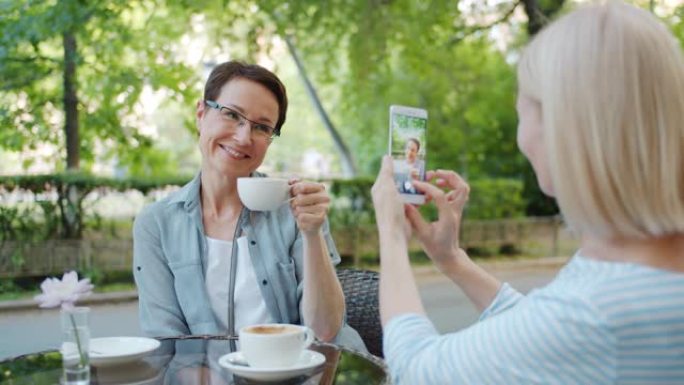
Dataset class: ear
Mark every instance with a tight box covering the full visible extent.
[196,100,205,133]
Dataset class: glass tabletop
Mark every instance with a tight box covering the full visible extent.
[0,335,389,385]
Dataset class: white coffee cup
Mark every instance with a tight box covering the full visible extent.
[237,177,290,211]
[239,323,314,368]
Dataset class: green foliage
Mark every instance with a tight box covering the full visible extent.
[2,174,521,243]
[418,177,526,221]
[466,178,525,219]
[0,173,191,196]
[0,0,200,174]
[81,267,132,286]
[325,177,376,230]
[0,205,46,272]
[3,0,681,216]
[0,173,191,241]
[327,175,525,229]
[0,278,20,295]
[256,0,524,182]
[0,351,62,381]
[670,4,684,48]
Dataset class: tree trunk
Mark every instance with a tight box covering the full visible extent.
[522,0,543,36]
[62,30,82,238]
[63,30,79,171]
[284,36,357,178]
[521,0,566,36]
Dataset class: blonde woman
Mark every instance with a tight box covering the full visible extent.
[372,1,684,383]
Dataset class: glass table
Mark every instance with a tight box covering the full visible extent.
[0,335,389,384]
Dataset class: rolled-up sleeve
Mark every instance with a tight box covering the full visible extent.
[479,282,524,321]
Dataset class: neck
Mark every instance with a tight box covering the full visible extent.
[200,168,243,217]
[580,233,684,272]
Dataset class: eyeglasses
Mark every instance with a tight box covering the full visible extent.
[204,100,278,141]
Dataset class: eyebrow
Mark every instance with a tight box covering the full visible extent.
[226,103,275,126]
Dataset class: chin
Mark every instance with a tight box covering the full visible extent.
[538,179,555,197]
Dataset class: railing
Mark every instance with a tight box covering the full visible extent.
[335,216,570,265]
[0,216,573,279]
[0,239,132,279]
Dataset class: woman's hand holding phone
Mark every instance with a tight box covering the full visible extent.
[372,156,412,239]
[404,170,471,273]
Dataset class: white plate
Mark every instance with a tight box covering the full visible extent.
[218,349,326,382]
[89,337,161,366]
[92,360,164,385]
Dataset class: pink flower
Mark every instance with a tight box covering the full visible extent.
[34,271,94,310]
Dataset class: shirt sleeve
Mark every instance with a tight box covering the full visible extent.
[133,206,190,337]
[479,282,525,321]
[383,292,615,385]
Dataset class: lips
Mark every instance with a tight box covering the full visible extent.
[219,144,250,159]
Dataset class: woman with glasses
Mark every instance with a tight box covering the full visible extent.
[133,61,365,351]
[373,1,684,383]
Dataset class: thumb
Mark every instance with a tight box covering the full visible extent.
[405,204,430,238]
[379,155,394,178]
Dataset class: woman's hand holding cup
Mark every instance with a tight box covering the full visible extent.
[289,178,330,236]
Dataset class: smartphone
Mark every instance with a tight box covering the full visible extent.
[388,105,428,205]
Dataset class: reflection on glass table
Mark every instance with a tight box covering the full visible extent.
[0,335,389,385]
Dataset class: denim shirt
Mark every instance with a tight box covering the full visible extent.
[132,173,366,351]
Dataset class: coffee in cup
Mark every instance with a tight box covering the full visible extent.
[239,323,314,368]
[237,177,290,211]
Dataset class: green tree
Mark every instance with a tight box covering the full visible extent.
[0,0,199,174]
[254,0,527,181]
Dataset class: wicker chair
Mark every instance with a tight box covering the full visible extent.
[336,268,383,357]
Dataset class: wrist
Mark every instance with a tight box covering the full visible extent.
[377,224,408,244]
[435,248,469,276]
[301,228,323,240]
[376,216,405,234]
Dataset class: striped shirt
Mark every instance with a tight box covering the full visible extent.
[384,253,684,384]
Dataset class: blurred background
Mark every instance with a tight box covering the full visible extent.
[0,0,682,352]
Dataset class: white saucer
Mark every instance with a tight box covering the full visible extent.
[218,349,326,382]
[89,337,161,366]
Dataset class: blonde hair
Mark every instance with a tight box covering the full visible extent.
[517,1,684,239]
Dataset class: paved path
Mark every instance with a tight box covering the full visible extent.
[0,257,567,360]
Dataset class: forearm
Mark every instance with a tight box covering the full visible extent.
[379,225,426,326]
[440,250,502,312]
[301,230,345,341]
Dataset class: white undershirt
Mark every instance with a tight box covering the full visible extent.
[204,236,272,334]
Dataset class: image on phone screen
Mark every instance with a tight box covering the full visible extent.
[389,105,428,205]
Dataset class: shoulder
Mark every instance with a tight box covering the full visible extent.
[133,188,186,236]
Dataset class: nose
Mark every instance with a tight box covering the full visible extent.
[232,121,253,144]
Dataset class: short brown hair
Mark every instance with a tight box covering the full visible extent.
[203,61,288,135]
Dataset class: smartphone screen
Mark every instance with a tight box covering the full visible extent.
[389,105,428,205]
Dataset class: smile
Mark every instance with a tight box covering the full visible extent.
[219,144,250,159]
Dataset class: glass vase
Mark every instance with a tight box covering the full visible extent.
[60,307,90,385]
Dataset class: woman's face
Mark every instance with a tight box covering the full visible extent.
[196,77,279,179]
[516,93,554,196]
[405,140,419,164]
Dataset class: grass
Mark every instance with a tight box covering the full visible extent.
[0,289,39,302]
[0,282,137,303]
